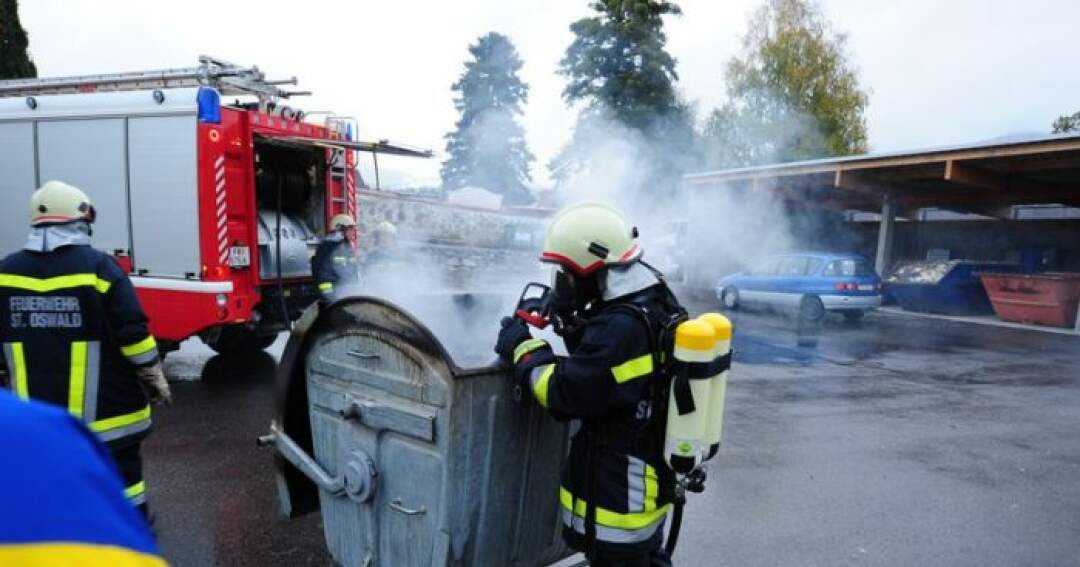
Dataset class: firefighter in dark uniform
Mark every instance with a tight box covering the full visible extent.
[496,203,683,566]
[312,214,361,305]
[0,180,171,517]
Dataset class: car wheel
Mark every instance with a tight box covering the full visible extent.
[799,295,825,322]
[721,287,740,311]
[842,310,865,322]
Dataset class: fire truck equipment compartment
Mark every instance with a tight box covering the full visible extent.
[264,296,573,567]
[253,141,328,280]
[980,272,1080,328]
[256,211,318,279]
[0,88,204,278]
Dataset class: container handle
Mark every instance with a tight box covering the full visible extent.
[348,350,381,360]
[389,497,426,516]
[259,421,346,496]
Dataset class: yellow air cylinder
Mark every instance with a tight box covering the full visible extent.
[698,312,733,461]
[664,319,716,474]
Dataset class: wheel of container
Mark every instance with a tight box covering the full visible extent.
[799,295,825,321]
[200,325,277,355]
[721,287,740,311]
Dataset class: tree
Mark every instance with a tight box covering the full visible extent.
[0,0,37,80]
[1052,111,1080,134]
[560,0,683,131]
[553,0,697,196]
[441,32,534,206]
[704,0,868,168]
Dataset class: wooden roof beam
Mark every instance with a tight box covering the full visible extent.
[944,160,1008,192]
[833,170,890,195]
[687,136,1080,185]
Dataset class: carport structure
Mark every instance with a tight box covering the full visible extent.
[684,133,1080,274]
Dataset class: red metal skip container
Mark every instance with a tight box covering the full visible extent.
[980,272,1080,328]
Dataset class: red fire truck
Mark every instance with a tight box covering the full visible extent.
[0,56,430,355]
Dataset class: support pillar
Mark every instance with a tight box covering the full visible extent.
[875,194,896,276]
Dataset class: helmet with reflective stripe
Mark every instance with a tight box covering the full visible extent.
[541,202,641,276]
[329,214,357,231]
[29,180,96,227]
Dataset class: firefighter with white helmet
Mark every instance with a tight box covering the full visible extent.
[495,202,686,566]
[311,213,361,304]
[362,219,399,269]
[0,180,171,518]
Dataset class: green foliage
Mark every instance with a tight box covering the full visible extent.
[0,0,36,80]
[554,0,697,195]
[1052,111,1080,134]
[704,0,868,168]
[559,0,683,130]
[441,32,534,206]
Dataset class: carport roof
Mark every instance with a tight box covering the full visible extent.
[684,133,1080,218]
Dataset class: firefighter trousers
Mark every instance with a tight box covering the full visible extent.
[110,442,149,519]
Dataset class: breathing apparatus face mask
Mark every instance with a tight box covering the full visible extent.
[548,265,605,336]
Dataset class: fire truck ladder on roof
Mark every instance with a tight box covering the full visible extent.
[0,55,311,102]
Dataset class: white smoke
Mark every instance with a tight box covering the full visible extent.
[337,93,837,363]
[551,107,802,291]
[338,198,549,367]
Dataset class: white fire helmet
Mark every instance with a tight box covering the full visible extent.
[29,180,96,227]
[329,214,357,232]
[375,220,397,237]
[540,202,641,276]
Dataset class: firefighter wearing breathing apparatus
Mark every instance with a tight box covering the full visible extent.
[312,214,362,304]
[0,180,171,517]
[495,202,688,566]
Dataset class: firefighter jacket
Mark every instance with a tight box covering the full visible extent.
[0,242,159,448]
[0,391,166,566]
[512,282,680,551]
[311,235,360,300]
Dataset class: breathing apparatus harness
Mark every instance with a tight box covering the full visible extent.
[589,264,706,557]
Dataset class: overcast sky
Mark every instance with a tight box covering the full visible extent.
[19,0,1080,186]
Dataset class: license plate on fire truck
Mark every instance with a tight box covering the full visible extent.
[229,246,251,268]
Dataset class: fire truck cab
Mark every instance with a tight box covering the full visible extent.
[0,56,430,355]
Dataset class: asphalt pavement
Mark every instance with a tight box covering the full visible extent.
[147,336,329,566]
[145,303,1080,567]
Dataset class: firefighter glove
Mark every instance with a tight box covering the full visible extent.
[136,363,172,406]
[495,316,531,362]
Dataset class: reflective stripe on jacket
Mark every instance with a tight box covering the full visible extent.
[311,238,360,299]
[512,284,678,548]
[0,245,156,446]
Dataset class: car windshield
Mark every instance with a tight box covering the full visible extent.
[824,259,873,277]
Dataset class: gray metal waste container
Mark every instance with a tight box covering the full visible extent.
[262,296,574,567]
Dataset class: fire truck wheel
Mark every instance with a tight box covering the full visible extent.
[200,325,277,356]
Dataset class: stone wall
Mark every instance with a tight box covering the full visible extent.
[357,190,553,288]
[358,190,549,249]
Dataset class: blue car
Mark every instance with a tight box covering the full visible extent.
[716,253,883,321]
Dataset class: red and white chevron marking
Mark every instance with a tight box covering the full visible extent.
[345,167,356,219]
[214,156,229,265]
